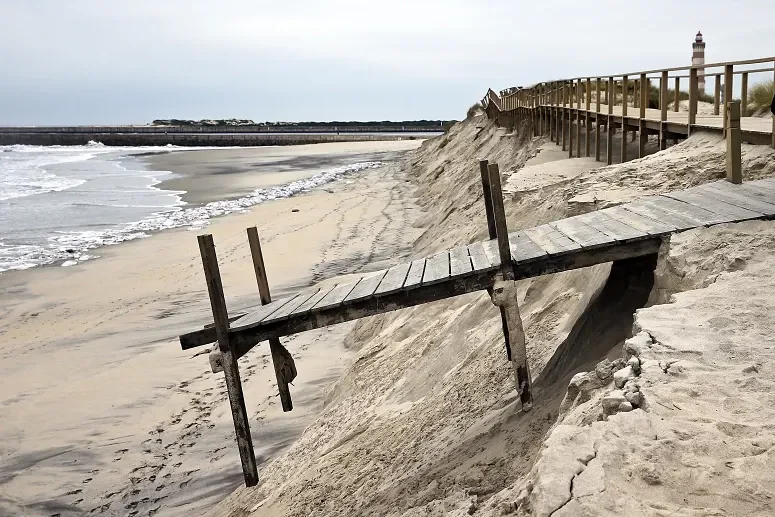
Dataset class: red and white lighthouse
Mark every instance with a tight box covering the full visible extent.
[692,31,706,93]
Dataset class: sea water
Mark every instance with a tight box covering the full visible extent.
[0,143,381,272]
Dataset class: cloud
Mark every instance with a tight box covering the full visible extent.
[1,0,772,124]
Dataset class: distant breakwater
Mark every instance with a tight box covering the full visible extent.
[0,128,442,147]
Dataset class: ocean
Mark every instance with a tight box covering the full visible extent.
[0,143,381,272]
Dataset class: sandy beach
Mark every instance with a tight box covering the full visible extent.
[0,140,424,516]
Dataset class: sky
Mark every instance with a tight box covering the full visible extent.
[1,0,773,125]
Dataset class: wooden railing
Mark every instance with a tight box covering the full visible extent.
[483,55,775,182]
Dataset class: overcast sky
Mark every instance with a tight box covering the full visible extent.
[1,1,773,125]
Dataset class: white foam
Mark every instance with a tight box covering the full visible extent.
[0,160,383,272]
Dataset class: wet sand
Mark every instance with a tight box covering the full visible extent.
[0,141,424,517]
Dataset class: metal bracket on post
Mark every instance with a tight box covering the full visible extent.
[247,227,297,412]
[486,162,534,411]
[198,234,259,487]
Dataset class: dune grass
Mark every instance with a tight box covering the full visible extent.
[746,80,774,116]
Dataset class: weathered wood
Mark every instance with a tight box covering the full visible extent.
[689,67,698,128]
[449,245,473,276]
[726,100,742,183]
[508,231,547,263]
[345,270,387,303]
[602,205,676,235]
[551,217,613,249]
[665,190,763,220]
[197,235,258,487]
[660,70,669,122]
[468,241,493,271]
[621,76,628,117]
[696,182,775,214]
[229,296,294,329]
[714,74,721,116]
[263,289,321,323]
[640,73,647,119]
[422,251,451,285]
[313,279,361,310]
[741,72,748,115]
[623,199,702,230]
[292,284,337,314]
[479,160,497,239]
[638,118,647,158]
[606,115,614,165]
[674,76,680,113]
[724,65,734,133]
[487,163,514,280]
[575,210,647,242]
[404,259,427,289]
[647,195,732,225]
[524,224,581,255]
[483,239,502,267]
[375,262,412,295]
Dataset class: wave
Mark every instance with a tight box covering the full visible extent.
[0,161,383,272]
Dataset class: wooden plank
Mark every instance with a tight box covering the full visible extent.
[696,182,775,215]
[741,178,775,196]
[374,262,412,295]
[467,241,493,272]
[344,270,388,303]
[403,259,426,289]
[508,231,547,263]
[602,205,676,235]
[422,251,450,285]
[310,278,362,311]
[755,178,775,192]
[523,224,581,255]
[263,289,322,323]
[230,295,295,328]
[575,210,647,242]
[647,195,732,224]
[488,163,514,280]
[449,245,473,277]
[197,235,258,487]
[482,239,502,267]
[291,284,337,314]
[665,189,764,220]
[551,217,613,249]
[621,199,700,231]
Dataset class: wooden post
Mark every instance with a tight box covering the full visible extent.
[576,80,582,158]
[689,67,698,131]
[639,73,647,119]
[479,160,497,239]
[726,100,742,184]
[638,118,647,158]
[714,74,721,116]
[607,115,614,165]
[741,72,748,116]
[660,70,669,150]
[620,117,627,163]
[595,78,601,161]
[585,77,591,158]
[198,234,258,487]
[772,62,775,150]
[486,163,533,411]
[247,227,297,413]
[674,76,680,112]
[724,64,733,134]
[621,75,628,117]
[562,82,567,151]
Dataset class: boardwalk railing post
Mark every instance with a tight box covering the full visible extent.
[562,82,567,151]
[620,76,628,164]
[639,72,648,158]
[479,160,497,239]
[486,163,533,411]
[585,78,591,157]
[607,76,614,165]
[198,234,259,487]
[689,67,698,133]
[674,76,680,113]
[724,64,734,135]
[595,78,601,161]
[247,227,297,412]
[714,74,721,116]
[726,100,742,184]
[660,70,669,150]
[575,80,582,158]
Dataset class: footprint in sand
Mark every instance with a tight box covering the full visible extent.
[155,484,165,492]
[82,478,92,484]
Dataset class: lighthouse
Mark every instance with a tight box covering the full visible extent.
[692,31,706,93]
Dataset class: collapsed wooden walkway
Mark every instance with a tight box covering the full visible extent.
[179,160,775,486]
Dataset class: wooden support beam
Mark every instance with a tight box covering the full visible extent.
[639,73,647,119]
[562,82,567,151]
[198,234,258,487]
[674,76,680,112]
[486,163,533,411]
[741,72,748,116]
[726,101,742,184]
[660,71,669,150]
[621,75,628,117]
[247,227,297,412]
[607,115,614,165]
[639,118,647,158]
[620,117,628,163]
[689,67,698,130]
[479,160,497,239]
[595,78,601,161]
[576,81,582,158]
[714,74,721,116]
[724,65,734,133]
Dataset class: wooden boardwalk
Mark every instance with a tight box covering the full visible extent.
[181,178,775,358]
[179,158,775,486]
